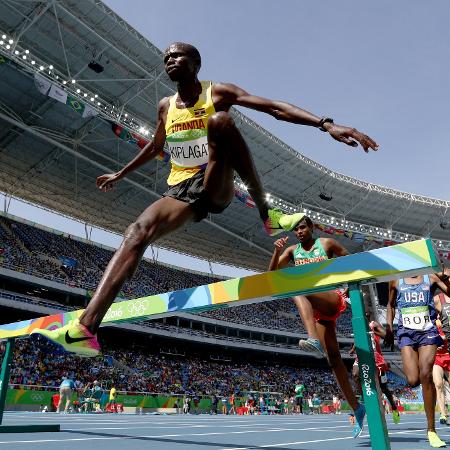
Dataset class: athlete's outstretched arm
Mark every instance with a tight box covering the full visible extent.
[96,99,168,192]
[213,83,378,153]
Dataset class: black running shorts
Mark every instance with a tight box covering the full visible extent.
[163,170,229,221]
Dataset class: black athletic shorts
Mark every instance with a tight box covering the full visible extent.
[295,397,303,406]
[163,170,229,221]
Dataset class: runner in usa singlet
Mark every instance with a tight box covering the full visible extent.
[396,275,440,343]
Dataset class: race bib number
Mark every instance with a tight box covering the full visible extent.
[167,129,209,168]
[401,305,432,331]
[380,372,387,384]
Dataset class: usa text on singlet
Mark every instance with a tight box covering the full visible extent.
[396,275,436,331]
[165,81,216,186]
[293,238,328,265]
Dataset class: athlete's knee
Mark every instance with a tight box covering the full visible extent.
[434,377,444,390]
[406,374,420,387]
[208,111,234,128]
[124,220,157,248]
[419,369,433,385]
[207,112,236,139]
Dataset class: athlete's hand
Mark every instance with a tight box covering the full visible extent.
[274,236,289,253]
[96,172,122,192]
[325,123,378,153]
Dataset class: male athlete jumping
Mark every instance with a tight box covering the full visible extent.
[32,42,377,357]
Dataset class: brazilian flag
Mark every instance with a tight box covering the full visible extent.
[66,95,85,116]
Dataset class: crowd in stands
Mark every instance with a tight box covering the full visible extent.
[0,216,219,296]
[1,338,413,402]
[0,215,354,336]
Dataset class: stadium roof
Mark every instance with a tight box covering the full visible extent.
[0,0,449,272]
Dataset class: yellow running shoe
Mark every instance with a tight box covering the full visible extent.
[30,319,100,357]
[263,210,305,236]
[428,431,446,448]
[392,409,400,424]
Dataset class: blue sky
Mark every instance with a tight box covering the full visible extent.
[4,1,449,277]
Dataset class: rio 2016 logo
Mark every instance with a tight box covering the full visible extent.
[361,364,374,397]
[104,307,124,321]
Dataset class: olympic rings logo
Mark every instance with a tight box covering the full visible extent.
[31,393,45,402]
[127,299,148,317]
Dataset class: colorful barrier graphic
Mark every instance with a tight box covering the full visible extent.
[0,239,439,340]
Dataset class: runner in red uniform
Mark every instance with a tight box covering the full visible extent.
[350,319,400,424]
[433,292,450,424]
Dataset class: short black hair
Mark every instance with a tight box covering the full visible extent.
[295,215,314,229]
[166,42,201,67]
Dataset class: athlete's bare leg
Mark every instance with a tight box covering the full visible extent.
[293,296,320,340]
[380,381,398,411]
[304,291,343,316]
[81,112,273,334]
[80,197,195,333]
[316,319,358,411]
[204,111,269,220]
[402,345,437,432]
[418,345,438,432]
[352,364,362,396]
[433,364,448,418]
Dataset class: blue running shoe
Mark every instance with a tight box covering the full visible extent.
[352,403,365,438]
[298,338,325,357]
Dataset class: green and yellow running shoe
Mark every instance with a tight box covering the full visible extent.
[30,319,100,358]
[392,409,400,424]
[263,209,305,236]
[428,431,446,448]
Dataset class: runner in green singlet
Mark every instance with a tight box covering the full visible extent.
[269,215,365,438]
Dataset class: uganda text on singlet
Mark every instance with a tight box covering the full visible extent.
[165,81,216,186]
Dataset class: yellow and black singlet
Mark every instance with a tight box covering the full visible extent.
[165,81,216,186]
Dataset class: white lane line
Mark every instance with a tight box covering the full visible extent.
[65,424,351,432]
[220,427,431,450]
[0,424,351,445]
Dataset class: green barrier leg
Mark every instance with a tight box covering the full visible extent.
[349,283,390,450]
[0,338,59,433]
[0,338,15,425]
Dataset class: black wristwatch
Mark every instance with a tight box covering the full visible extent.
[318,117,334,132]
